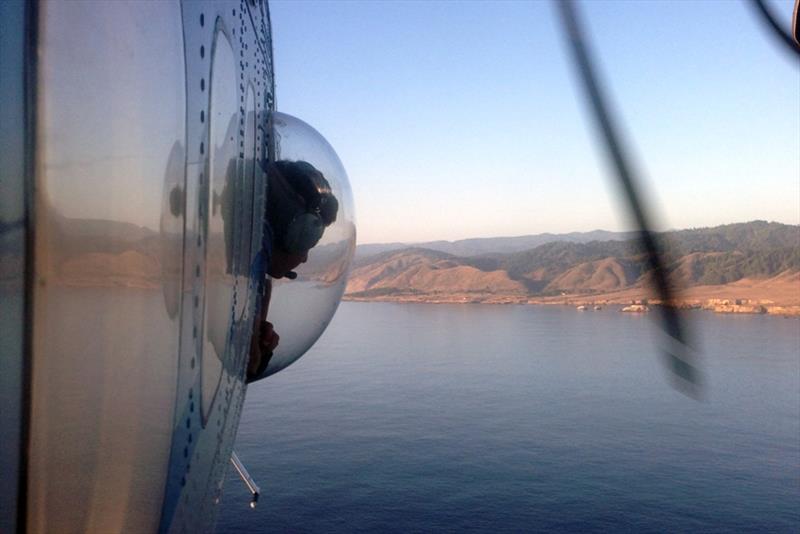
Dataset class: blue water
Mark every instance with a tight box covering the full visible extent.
[217,303,800,533]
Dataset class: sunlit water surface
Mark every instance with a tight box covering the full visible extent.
[217,303,799,533]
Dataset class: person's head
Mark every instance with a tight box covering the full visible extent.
[266,160,338,278]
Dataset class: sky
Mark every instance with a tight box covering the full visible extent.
[269,0,799,244]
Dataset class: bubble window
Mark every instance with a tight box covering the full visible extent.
[258,112,356,378]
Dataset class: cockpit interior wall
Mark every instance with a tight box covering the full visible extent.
[10,1,274,533]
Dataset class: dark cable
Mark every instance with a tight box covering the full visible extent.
[750,0,800,58]
[555,0,702,397]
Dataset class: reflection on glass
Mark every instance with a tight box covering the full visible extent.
[161,142,186,319]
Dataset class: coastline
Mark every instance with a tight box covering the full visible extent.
[343,277,800,317]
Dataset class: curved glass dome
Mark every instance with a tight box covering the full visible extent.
[260,112,356,378]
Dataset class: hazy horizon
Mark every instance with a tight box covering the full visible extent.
[355,218,798,246]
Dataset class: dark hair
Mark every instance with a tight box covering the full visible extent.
[272,160,338,225]
[267,160,339,253]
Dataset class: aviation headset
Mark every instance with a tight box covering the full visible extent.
[267,160,338,255]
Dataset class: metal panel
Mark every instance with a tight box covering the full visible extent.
[28,3,186,532]
[21,1,273,531]
[159,1,274,532]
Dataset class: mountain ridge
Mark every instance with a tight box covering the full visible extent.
[346,221,800,310]
[355,229,638,259]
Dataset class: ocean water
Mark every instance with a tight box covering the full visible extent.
[216,303,800,533]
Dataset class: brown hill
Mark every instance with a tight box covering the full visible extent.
[346,250,526,296]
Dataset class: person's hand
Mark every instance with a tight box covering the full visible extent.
[260,320,280,354]
[247,320,279,382]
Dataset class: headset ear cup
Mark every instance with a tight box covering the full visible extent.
[284,212,325,254]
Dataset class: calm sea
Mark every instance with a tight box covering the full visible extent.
[217,303,800,533]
